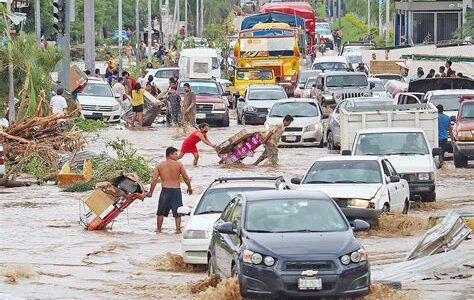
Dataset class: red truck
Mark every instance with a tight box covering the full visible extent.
[260,1,316,51]
[452,96,474,167]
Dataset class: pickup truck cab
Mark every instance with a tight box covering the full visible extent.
[347,127,441,202]
[452,96,474,167]
[315,72,372,106]
[177,79,230,127]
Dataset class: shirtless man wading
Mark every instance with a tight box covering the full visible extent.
[147,147,193,233]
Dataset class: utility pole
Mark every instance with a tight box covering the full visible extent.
[7,0,15,124]
[200,0,204,37]
[35,0,41,45]
[367,0,371,35]
[118,0,123,73]
[337,0,341,29]
[196,0,199,37]
[378,0,383,37]
[136,0,140,67]
[84,0,95,72]
[385,0,390,44]
[185,0,188,37]
[147,0,152,61]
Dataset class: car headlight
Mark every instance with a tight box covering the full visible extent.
[183,230,209,239]
[285,76,292,81]
[417,172,431,181]
[305,124,317,131]
[348,198,370,208]
[244,105,256,112]
[457,130,473,140]
[243,250,275,266]
[112,104,120,111]
[340,248,367,265]
[214,103,225,110]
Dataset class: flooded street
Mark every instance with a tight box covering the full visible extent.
[1,118,473,299]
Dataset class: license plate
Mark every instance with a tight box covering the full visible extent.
[195,113,206,119]
[415,186,431,192]
[92,113,103,119]
[286,135,297,142]
[298,277,322,290]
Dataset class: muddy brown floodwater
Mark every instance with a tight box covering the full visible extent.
[1,119,473,299]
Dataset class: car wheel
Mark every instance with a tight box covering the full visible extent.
[237,110,241,125]
[231,264,247,297]
[453,146,468,168]
[316,135,324,148]
[327,131,335,150]
[207,255,218,277]
[220,112,230,127]
[422,192,436,203]
[382,203,390,213]
[402,200,409,214]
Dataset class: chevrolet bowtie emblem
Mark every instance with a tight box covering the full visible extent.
[301,270,318,276]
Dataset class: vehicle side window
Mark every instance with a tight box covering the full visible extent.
[229,201,243,230]
[381,160,391,177]
[221,198,236,222]
[385,160,398,176]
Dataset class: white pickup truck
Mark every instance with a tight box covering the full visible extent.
[339,104,442,202]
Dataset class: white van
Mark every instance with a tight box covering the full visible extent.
[178,48,221,79]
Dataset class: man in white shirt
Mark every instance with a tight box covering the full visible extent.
[112,77,129,110]
[137,69,148,86]
[50,88,68,115]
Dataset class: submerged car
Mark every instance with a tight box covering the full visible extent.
[208,190,371,298]
[266,98,325,147]
[179,177,288,264]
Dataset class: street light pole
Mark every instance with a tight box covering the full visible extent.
[147,0,152,61]
[337,0,341,29]
[84,0,95,72]
[200,0,204,37]
[118,0,123,73]
[196,0,199,37]
[185,0,188,37]
[35,0,41,45]
[368,0,371,35]
[385,0,390,44]
[378,0,383,37]
[136,0,140,67]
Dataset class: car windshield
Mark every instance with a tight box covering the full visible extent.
[430,95,463,111]
[326,75,368,87]
[354,132,430,155]
[304,78,317,89]
[80,83,113,97]
[236,69,273,81]
[178,81,219,95]
[194,187,273,215]
[270,102,319,118]
[155,69,179,79]
[248,89,286,100]
[346,55,363,64]
[371,81,386,91]
[302,160,382,184]
[245,199,348,233]
[312,62,348,71]
[299,72,318,84]
[461,102,474,119]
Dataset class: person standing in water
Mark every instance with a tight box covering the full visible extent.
[179,123,216,166]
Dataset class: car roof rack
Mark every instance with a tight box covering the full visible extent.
[211,176,286,188]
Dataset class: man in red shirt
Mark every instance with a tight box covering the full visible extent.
[122,71,137,95]
[178,123,216,166]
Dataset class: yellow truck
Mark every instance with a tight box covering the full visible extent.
[232,67,276,100]
[234,26,300,95]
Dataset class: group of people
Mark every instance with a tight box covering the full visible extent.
[144,114,294,233]
[411,59,467,82]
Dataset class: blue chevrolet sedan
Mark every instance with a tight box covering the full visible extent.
[207,190,371,298]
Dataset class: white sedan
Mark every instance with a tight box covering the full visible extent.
[292,156,410,213]
[78,78,122,122]
[145,67,179,92]
[265,98,325,147]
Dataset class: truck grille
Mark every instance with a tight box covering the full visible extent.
[332,198,349,207]
[196,104,213,112]
[341,92,365,100]
[284,261,336,271]
[400,173,416,182]
[81,105,114,112]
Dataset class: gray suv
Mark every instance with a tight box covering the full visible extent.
[316,72,372,106]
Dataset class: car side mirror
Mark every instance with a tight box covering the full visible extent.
[238,97,245,102]
[223,91,231,96]
[176,206,191,216]
[341,150,352,156]
[370,82,375,89]
[291,177,302,185]
[389,175,400,183]
[432,147,442,156]
[352,219,370,232]
[217,222,236,235]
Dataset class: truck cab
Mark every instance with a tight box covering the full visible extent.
[452,96,474,167]
[348,127,441,202]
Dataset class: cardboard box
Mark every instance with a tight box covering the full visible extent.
[69,65,88,92]
[83,189,115,216]
[215,130,249,154]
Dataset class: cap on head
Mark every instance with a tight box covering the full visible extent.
[56,87,64,95]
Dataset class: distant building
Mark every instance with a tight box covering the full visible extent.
[394,0,466,45]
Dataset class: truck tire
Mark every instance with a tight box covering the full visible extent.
[220,112,230,127]
[422,192,436,202]
[453,146,468,168]
[341,207,382,228]
[402,200,409,214]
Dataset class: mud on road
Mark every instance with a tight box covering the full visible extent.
[1,122,473,299]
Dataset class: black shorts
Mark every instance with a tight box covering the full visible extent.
[132,104,144,112]
[157,188,183,217]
